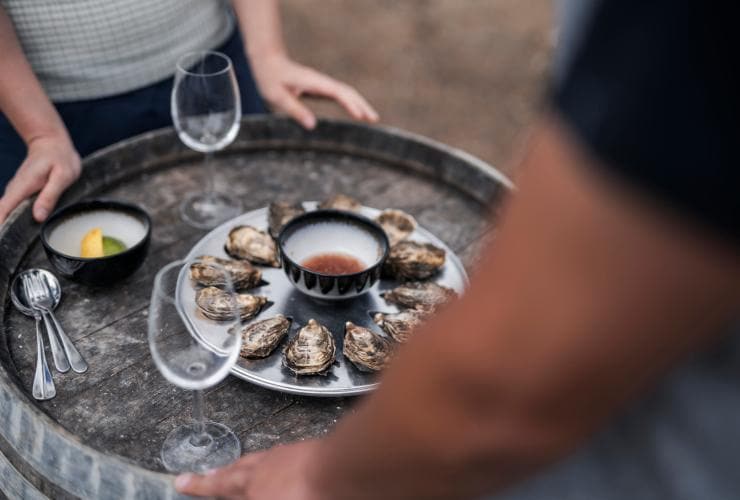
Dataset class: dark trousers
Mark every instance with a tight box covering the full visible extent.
[0,30,266,191]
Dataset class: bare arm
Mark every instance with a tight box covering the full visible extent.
[177,116,740,499]
[230,0,378,128]
[0,7,80,224]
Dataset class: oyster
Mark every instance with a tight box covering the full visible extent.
[226,225,280,267]
[382,282,456,312]
[373,309,429,343]
[195,286,267,321]
[234,315,291,358]
[318,194,362,213]
[376,209,417,246]
[268,202,305,239]
[343,322,393,372]
[384,241,446,280]
[283,319,336,375]
[189,255,262,290]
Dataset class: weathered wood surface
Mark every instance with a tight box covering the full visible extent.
[0,117,509,498]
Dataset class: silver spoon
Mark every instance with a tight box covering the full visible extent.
[12,269,70,373]
[11,274,56,400]
[27,270,88,374]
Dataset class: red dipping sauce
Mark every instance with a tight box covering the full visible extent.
[301,252,366,275]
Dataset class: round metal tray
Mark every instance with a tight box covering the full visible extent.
[178,202,468,397]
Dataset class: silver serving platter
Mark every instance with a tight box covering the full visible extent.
[178,202,468,397]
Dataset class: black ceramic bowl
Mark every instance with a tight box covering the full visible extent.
[40,199,151,286]
[278,210,389,300]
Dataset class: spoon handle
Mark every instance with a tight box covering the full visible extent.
[40,311,70,373]
[47,309,87,373]
[33,317,56,400]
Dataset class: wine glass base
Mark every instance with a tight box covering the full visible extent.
[161,421,241,473]
[180,192,242,230]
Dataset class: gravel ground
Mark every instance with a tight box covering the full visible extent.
[282,0,553,176]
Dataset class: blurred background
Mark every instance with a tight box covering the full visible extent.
[282,0,553,176]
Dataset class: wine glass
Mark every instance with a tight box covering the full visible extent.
[172,51,242,229]
[148,258,242,472]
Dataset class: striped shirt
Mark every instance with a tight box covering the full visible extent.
[1,0,235,102]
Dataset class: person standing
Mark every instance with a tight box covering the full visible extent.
[176,0,740,498]
[0,0,377,224]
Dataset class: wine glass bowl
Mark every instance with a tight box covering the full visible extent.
[148,258,242,472]
[171,51,243,229]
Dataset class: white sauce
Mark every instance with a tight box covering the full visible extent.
[47,210,147,257]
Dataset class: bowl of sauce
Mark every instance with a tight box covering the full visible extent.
[278,210,389,300]
[40,199,151,286]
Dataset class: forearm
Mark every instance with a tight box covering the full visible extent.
[311,117,740,499]
[0,7,68,144]
[231,0,287,59]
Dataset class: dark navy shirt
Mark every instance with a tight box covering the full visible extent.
[553,0,739,244]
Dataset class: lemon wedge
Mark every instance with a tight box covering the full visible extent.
[80,228,104,258]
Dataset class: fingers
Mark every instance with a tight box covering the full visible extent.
[0,161,46,224]
[299,69,379,123]
[336,85,379,123]
[32,165,76,222]
[258,59,379,128]
[175,470,245,498]
[0,136,80,224]
[272,87,318,129]
[175,452,267,497]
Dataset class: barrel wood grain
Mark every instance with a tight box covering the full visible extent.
[0,117,509,498]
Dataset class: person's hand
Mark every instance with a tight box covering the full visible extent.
[0,133,80,224]
[250,53,379,129]
[174,439,324,500]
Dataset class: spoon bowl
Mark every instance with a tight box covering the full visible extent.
[11,269,61,316]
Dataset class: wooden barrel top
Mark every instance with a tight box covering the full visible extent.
[0,117,509,499]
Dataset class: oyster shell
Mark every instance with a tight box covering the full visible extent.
[376,209,417,246]
[226,225,280,267]
[195,286,267,321]
[283,319,336,375]
[343,322,393,372]
[268,202,305,239]
[373,309,429,343]
[318,194,362,213]
[234,315,291,358]
[384,241,446,280]
[382,282,456,312]
[189,255,262,290]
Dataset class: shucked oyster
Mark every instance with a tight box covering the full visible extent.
[384,241,446,281]
[343,322,393,372]
[226,225,280,267]
[373,309,429,343]
[283,319,336,375]
[382,282,456,312]
[195,286,267,321]
[234,315,291,358]
[376,209,417,246]
[268,202,305,239]
[189,255,262,290]
[318,194,362,213]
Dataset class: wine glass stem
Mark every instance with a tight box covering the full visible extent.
[190,389,211,447]
[204,152,215,199]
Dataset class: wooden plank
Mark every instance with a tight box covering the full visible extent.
[0,451,48,500]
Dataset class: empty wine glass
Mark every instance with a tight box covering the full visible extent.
[148,258,242,472]
[172,51,242,229]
